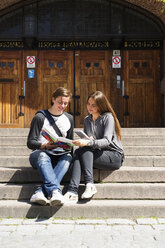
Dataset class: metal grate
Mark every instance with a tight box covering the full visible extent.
[0,0,163,42]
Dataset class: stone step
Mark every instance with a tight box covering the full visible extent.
[0,183,165,200]
[0,199,164,218]
[0,128,165,137]
[1,136,165,146]
[0,155,165,168]
[122,137,165,146]
[0,137,27,146]
[0,128,29,136]
[124,156,165,167]
[121,128,165,136]
[1,146,165,156]
[124,146,165,156]
[0,147,30,156]
[1,167,165,183]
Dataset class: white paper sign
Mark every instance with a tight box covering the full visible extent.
[113,50,120,56]
[27,56,35,68]
[112,56,121,68]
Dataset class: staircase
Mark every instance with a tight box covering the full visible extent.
[0,128,165,219]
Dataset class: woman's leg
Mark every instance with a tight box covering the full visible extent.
[93,149,123,170]
[78,147,94,184]
[67,147,94,193]
[67,155,81,194]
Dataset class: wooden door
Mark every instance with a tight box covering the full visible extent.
[124,50,160,127]
[75,50,110,127]
[39,50,74,111]
[0,51,24,128]
[24,50,74,127]
[25,50,110,128]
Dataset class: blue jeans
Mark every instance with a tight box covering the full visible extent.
[29,150,72,197]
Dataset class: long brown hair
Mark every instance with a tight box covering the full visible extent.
[87,91,121,140]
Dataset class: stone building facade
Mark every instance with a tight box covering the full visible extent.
[0,0,164,128]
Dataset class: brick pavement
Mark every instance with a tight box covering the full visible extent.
[0,218,165,248]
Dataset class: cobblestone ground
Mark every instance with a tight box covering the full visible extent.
[0,218,165,248]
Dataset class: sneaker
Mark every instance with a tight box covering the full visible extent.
[30,188,49,205]
[64,191,78,204]
[81,183,97,199]
[50,190,65,206]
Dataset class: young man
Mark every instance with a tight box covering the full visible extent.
[27,87,73,206]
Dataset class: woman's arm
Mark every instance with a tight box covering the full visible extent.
[86,113,115,149]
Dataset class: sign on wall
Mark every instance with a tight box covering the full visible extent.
[28,69,35,78]
[27,56,35,68]
[112,56,121,68]
[113,50,120,56]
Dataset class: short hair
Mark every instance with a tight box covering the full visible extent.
[51,87,72,105]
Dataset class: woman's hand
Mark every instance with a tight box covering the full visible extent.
[72,139,89,147]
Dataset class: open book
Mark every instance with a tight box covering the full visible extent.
[74,130,90,140]
[41,127,74,151]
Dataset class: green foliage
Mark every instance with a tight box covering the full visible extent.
[156,0,165,13]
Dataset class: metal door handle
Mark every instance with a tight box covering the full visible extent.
[75,95,80,116]
[123,95,129,116]
[122,80,124,96]
[22,80,26,96]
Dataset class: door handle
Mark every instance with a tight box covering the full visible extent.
[75,95,80,116]
[122,80,124,96]
[123,95,129,116]
[18,95,24,116]
[21,80,26,97]
[18,81,25,116]
[122,80,129,116]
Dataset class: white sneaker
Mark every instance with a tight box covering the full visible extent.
[50,190,65,206]
[81,183,97,199]
[30,188,49,205]
[64,191,78,204]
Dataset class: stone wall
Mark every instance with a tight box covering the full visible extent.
[0,0,165,24]
[0,0,164,76]
[125,0,165,77]
[125,0,165,23]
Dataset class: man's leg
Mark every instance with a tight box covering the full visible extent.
[30,150,61,197]
[53,153,72,184]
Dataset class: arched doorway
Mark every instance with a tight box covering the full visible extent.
[0,0,164,127]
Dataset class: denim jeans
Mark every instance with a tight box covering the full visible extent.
[29,150,72,197]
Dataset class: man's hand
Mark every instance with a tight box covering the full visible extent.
[40,142,58,150]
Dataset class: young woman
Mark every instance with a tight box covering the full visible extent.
[64,91,124,203]
[27,87,73,206]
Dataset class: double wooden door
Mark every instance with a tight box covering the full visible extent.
[123,50,161,127]
[0,50,110,128]
[33,50,110,128]
[0,49,161,128]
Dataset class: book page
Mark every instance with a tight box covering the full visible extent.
[74,130,90,140]
[42,127,74,146]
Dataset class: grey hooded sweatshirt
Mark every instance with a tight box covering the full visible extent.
[84,112,124,155]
